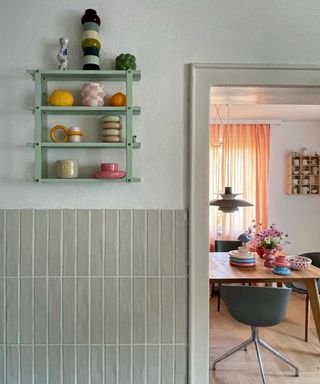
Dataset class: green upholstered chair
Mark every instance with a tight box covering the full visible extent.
[212,286,299,384]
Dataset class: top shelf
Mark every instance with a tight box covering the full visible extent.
[27,69,141,82]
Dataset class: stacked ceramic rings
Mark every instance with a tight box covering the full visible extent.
[81,9,101,70]
[102,116,122,143]
[81,82,105,106]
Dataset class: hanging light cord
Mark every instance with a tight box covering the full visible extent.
[210,104,229,148]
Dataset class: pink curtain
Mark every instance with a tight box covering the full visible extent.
[209,124,270,249]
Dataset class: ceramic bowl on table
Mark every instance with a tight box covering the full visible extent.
[287,255,312,271]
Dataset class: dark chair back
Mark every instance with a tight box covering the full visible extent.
[215,240,242,252]
[221,285,292,327]
[291,252,320,292]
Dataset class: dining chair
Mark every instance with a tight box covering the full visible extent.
[286,252,320,342]
[212,286,299,384]
[212,240,242,311]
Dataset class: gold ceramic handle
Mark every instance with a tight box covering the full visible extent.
[50,125,68,143]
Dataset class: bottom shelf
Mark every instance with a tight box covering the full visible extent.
[36,177,141,183]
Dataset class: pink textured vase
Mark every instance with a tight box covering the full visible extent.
[263,248,277,267]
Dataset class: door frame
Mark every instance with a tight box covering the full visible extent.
[188,63,320,384]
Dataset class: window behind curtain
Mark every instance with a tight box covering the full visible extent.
[209,124,270,250]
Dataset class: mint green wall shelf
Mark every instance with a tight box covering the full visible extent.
[28,69,141,183]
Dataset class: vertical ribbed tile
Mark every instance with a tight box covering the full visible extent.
[6,346,19,384]
[161,278,174,343]
[48,278,61,343]
[34,210,48,276]
[175,346,187,384]
[119,210,132,276]
[133,277,145,343]
[20,210,33,276]
[6,278,18,343]
[91,277,103,344]
[147,278,159,343]
[0,347,3,384]
[161,346,174,384]
[63,277,75,344]
[0,211,5,276]
[105,346,117,384]
[63,346,75,384]
[105,210,118,276]
[49,210,62,276]
[147,210,160,276]
[35,346,47,384]
[77,211,90,276]
[20,278,32,344]
[119,346,131,384]
[175,210,187,277]
[161,211,174,276]
[105,278,117,344]
[48,345,61,384]
[119,278,131,344]
[34,278,47,344]
[133,346,145,384]
[21,346,33,384]
[77,346,89,384]
[91,210,104,276]
[6,210,20,276]
[77,278,89,344]
[175,278,187,344]
[147,346,159,384]
[91,346,103,384]
[0,279,3,344]
[133,210,146,276]
[63,210,76,276]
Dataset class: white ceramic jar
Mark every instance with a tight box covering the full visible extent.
[56,160,79,178]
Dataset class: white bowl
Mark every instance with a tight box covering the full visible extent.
[311,189,318,194]
[292,171,299,175]
[302,171,310,175]
[288,256,312,271]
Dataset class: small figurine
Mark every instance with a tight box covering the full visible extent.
[57,37,69,70]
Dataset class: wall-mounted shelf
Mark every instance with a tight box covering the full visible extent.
[28,69,141,183]
[286,152,319,195]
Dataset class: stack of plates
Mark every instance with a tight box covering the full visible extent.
[228,250,256,267]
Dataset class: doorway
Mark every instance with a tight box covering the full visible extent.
[188,64,320,384]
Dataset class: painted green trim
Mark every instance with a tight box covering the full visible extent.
[27,69,141,81]
[39,106,141,115]
[41,142,141,148]
[36,177,141,183]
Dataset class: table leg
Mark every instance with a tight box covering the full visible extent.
[305,279,320,343]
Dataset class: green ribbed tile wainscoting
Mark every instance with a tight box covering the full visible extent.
[0,209,188,383]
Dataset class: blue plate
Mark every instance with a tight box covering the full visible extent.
[229,257,256,263]
[271,267,291,275]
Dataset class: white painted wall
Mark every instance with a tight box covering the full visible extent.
[269,122,320,254]
[2,1,320,208]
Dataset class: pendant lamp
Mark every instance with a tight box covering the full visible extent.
[209,187,253,213]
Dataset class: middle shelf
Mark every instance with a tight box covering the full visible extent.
[39,142,141,148]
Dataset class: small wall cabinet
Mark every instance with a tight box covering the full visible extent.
[286,153,320,195]
[28,69,141,183]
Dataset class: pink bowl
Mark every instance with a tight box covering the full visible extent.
[101,163,119,171]
[95,170,126,179]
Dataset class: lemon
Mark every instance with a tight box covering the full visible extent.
[48,90,74,106]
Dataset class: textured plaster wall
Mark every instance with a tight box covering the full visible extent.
[1,1,320,208]
[269,122,320,254]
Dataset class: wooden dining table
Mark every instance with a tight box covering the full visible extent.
[209,252,320,343]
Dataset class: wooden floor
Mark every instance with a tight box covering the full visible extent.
[209,292,320,384]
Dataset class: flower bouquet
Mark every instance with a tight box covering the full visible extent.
[244,222,289,267]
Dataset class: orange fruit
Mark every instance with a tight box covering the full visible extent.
[109,92,127,106]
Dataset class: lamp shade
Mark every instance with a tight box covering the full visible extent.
[209,186,253,213]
